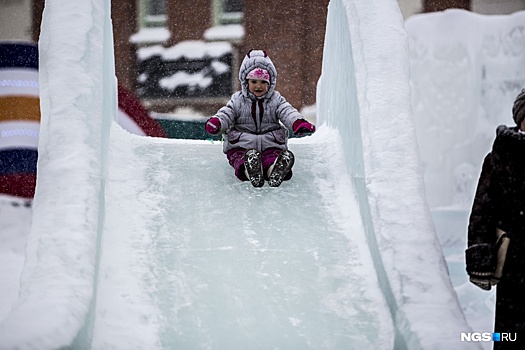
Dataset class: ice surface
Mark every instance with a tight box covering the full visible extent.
[92,126,394,349]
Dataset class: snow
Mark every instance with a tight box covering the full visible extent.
[406,9,525,209]
[136,44,165,61]
[129,27,171,44]
[1,0,523,349]
[0,197,32,322]
[137,40,232,62]
[204,24,245,42]
[116,109,145,136]
[211,60,230,74]
[159,70,213,91]
[135,41,233,97]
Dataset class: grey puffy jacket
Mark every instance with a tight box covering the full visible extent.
[213,50,303,153]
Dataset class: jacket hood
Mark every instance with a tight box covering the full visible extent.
[493,125,525,158]
[495,125,525,142]
[239,50,277,99]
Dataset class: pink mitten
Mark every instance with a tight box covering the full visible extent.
[292,119,316,135]
[205,117,222,135]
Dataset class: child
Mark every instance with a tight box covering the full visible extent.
[205,49,315,187]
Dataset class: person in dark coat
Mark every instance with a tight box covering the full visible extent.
[466,89,525,349]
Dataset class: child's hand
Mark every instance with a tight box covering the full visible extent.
[205,117,222,135]
[293,119,316,135]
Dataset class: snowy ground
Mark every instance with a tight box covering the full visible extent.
[0,196,32,321]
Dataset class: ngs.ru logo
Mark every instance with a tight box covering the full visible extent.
[461,332,517,342]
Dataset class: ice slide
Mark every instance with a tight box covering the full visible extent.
[0,0,478,349]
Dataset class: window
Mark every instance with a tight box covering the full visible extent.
[223,0,242,13]
[214,0,243,25]
[141,0,167,27]
[147,0,166,16]
[131,0,169,45]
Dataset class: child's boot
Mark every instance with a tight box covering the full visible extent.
[268,150,295,187]
[244,149,264,187]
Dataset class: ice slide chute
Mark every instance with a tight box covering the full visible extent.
[0,0,477,349]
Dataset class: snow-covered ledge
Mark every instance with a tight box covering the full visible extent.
[204,24,244,43]
[130,27,171,45]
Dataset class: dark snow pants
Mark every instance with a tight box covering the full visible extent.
[226,147,293,182]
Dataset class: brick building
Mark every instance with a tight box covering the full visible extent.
[30,0,328,117]
[423,0,470,12]
[27,0,478,117]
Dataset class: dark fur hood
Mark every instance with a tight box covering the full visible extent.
[493,125,525,158]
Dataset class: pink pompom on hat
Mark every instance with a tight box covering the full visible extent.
[246,68,270,83]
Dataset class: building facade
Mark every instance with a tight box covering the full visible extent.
[29,0,329,117]
[4,0,523,118]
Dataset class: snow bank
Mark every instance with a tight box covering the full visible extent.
[406,9,525,208]
[0,0,115,348]
[317,0,478,349]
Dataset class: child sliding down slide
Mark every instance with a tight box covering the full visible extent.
[205,49,315,187]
